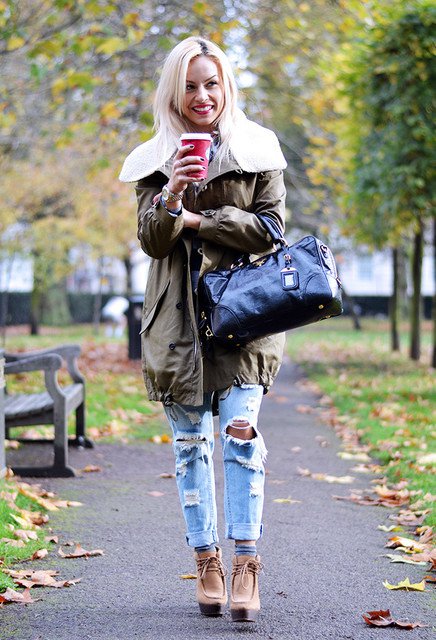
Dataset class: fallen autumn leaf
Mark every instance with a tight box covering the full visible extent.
[0,587,34,605]
[383,577,426,591]
[363,609,427,629]
[384,554,427,566]
[58,544,104,559]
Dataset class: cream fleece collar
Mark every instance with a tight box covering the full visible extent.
[119,112,287,183]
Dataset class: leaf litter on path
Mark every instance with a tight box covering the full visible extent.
[363,609,427,629]
[385,536,428,553]
[297,467,355,484]
[58,544,104,559]
[0,587,35,605]
[383,577,426,592]
[384,554,428,566]
[6,569,81,589]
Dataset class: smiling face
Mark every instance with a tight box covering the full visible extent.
[181,56,224,132]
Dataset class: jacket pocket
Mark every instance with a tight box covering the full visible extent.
[140,280,170,335]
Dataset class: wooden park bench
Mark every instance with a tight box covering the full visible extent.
[3,344,93,477]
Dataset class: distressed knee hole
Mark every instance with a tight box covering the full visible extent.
[174,433,210,472]
[226,417,256,441]
[175,432,208,451]
[230,418,251,429]
[223,424,268,464]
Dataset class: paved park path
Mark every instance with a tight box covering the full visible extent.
[2,358,434,639]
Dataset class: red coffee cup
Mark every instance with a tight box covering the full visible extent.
[180,133,212,180]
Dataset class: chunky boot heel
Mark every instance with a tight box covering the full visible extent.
[195,546,227,617]
[230,554,262,623]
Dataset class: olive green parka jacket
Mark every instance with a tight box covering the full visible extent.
[119,114,287,407]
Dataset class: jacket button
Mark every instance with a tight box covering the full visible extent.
[176,302,182,310]
[169,343,176,350]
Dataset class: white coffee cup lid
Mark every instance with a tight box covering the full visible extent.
[180,133,212,141]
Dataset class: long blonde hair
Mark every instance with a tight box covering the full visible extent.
[153,37,239,166]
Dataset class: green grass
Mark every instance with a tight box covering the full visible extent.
[287,317,436,526]
[1,324,111,349]
[84,372,166,442]
[0,479,52,592]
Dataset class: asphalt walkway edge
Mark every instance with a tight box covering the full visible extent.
[2,358,434,639]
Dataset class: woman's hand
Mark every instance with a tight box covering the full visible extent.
[183,209,202,230]
[167,145,205,194]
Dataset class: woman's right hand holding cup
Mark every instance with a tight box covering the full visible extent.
[167,145,206,194]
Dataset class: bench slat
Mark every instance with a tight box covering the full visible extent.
[5,383,84,420]
[5,392,52,417]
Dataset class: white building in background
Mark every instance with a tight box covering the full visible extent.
[0,247,434,306]
[338,248,434,297]
[65,247,150,295]
[0,255,33,292]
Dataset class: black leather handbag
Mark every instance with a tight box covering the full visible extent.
[198,215,343,346]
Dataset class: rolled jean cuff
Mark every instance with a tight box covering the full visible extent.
[186,528,218,548]
[226,523,263,541]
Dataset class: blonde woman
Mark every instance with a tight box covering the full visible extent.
[120,36,287,624]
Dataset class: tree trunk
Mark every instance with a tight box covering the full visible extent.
[389,247,400,351]
[340,284,362,331]
[409,220,424,361]
[30,289,42,336]
[0,254,14,347]
[397,246,409,320]
[123,255,133,297]
[432,217,436,368]
[92,256,104,336]
[42,280,71,326]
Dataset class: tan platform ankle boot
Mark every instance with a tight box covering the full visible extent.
[194,546,227,616]
[230,554,263,623]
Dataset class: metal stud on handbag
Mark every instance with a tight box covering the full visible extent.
[198,215,343,346]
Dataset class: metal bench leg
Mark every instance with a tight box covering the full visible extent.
[51,405,75,476]
[73,400,93,448]
[11,464,76,478]
[12,409,76,477]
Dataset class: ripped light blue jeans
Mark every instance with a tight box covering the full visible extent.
[164,384,267,548]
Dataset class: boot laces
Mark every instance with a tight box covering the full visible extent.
[197,555,227,579]
[233,558,263,589]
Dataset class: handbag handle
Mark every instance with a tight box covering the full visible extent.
[257,215,287,246]
[229,215,287,270]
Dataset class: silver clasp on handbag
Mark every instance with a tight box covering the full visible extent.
[281,266,299,290]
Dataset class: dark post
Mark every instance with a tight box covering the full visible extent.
[127,296,143,360]
[0,348,5,478]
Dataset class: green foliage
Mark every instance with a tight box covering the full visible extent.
[0,0,238,152]
[346,4,435,245]
[310,1,435,247]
